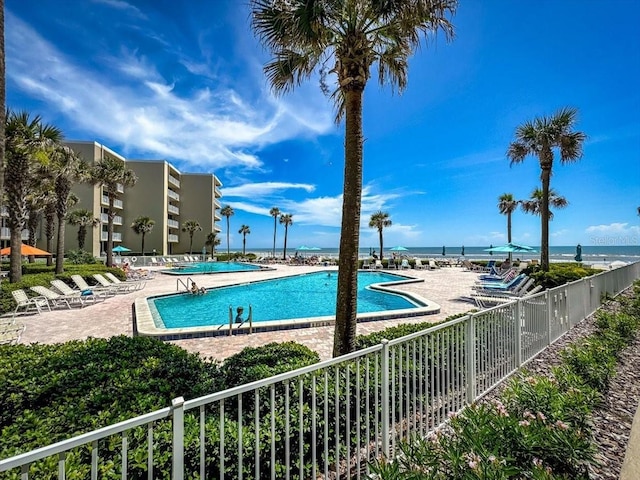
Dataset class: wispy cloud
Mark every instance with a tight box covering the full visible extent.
[223,182,316,198]
[5,12,334,171]
[585,222,640,243]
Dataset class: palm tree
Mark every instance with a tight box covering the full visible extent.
[205,232,221,256]
[507,107,586,271]
[0,0,6,217]
[131,216,155,256]
[181,219,202,255]
[220,205,234,260]
[521,187,568,220]
[250,0,456,357]
[39,144,89,274]
[68,208,99,250]
[269,207,280,258]
[279,213,293,260]
[238,224,251,255]
[369,211,392,261]
[4,111,63,282]
[91,156,137,267]
[498,193,519,261]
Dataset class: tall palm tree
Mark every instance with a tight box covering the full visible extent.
[507,107,586,271]
[279,213,293,260]
[131,216,155,256]
[91,156,137,267]
[497,193,519,261]
[4,111,63,282]
[205,231,221,256]
[269,207,280,258]
[220,205,234,261]
[369,211,392,261]
[68,208,99,250]
[238,224,251,255]
[181,219,202,255]
[250,0,456,357]
[39,145,89,274]
[0,0,6,217]
[520,187,568,220]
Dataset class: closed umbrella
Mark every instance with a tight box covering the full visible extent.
[574,244,582,262]
[489,244,493,256]
[461,245,465,256]
[442,246,446,256]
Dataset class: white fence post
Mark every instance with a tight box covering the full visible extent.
[515,300,522,367]
[465,315,476,403]
[381,340,390,458]
[546,292,552,345]
[172,397,185,480]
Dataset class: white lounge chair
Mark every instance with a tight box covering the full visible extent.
[414,258,427,269]
[92,274,135,294]
[11,289,51,318]
[50,280,106,304]
[362,259,371,269]
[374,260,383,270]
[71,275,116,297]
[428,260,440,270]
[400,259,410,270]
[104,272,146,290]
[29,286,74,309]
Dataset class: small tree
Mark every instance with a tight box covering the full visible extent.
[131,216,155,256]
[269,207,280,258]
[238,224,251,255]
[205,232,221,256]
[220,205,234,261]
[369,211,392,261]
[68,208,99,251]
[279,213,293,260]
[181,219,202,255]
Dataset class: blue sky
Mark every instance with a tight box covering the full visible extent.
[6,0,640,250]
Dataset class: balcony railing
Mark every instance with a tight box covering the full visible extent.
[214,187,222,197]
[168,234,179,243]
[101,196,124,209]
[167,190,180,201]
[167,219,179,229]
[2,263,638,479]
[100,214,122,225]
[168,175,181,188]
[101,232,122,242]
[167,205,179,215]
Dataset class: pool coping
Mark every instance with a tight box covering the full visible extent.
[134,270,441,340]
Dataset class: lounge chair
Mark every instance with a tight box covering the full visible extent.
[11,289,51,318]
[29,286,74,309]
[428,259,440,270]
[92,274,136,294]
[150,257,161,266]
[414,258,427,270]
[472,274,527,294]
[71,275,116,297]
[461,259,481,272]
[400,259,410,270]
[386,260,396,270]
[50,279,107,304]
[472,284,543,308]
[0,320,25,345]
[104,272,146,290]
[183,256,191,263]
[362,259,371,269]
[374,260,383,270]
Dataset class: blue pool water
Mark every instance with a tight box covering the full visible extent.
[161,261,262,275]
[149,271,421,328]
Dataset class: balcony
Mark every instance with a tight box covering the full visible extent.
[214,187,222,198]
[214,198,221,209]
[101,232,122,242]
[213,225,221,233]
[168,175,181,188]
[101,196,124,209]
[214,213,221,222]
[168,205,179,215]
[100,214,123,225]
[116,183,124,193]
[167,190,180,201]
[167,219,179,229]
[168,234,179,243]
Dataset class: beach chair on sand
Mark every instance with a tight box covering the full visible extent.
[414,258,427,269]
[11,289,51,318]
[428,259,440,270]
[400,259,411,270]
[50,279,106,304]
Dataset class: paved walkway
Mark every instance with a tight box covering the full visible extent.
[17,264,479,361]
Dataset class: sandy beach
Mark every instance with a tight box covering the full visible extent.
[17,264,480,361]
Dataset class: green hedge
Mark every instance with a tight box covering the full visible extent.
[524,263,600,289]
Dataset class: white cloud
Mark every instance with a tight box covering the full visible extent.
[223,182,316,198]
[6,12,334,170]
[585,222,640,244]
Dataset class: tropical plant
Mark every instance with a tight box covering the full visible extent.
[507,107,586,271]
[250,0,456,357]
[91,156,137,267]
[4,111,63,282]
[520,187,568,220]
[279,213,293,260]
[67,208,99,251]
[131,216,155,256]
[0,0,5,216]
[38,144,89,274]
[238,224,251,256]
[269,207,280,258]
[498,193,519,260]
[205,231,221,256]
[181,219,202,255]
[369,211,392,261]
[220,205,234,261]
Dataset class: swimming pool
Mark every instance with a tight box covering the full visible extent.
[135,271,440,339]
[160,261,264,275]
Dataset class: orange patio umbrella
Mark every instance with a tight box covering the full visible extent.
[0,244,53,256]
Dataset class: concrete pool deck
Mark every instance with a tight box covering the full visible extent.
[16,264,480,361]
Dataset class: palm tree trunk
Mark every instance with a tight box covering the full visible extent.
[189,235,193,255]
[541,167,551,271]
[55,215,65,274]
[283,226,288,259]
[141,234,145,257]
[226,218,230,261]
[507,212,512,262]
[333,88,364,357]
[378,229,384,262]
[243,236,246,255]
[9,229,22,282]
[272,218,277,258]
[106,197,114,267]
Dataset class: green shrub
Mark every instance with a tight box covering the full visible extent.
[523,263,599,289]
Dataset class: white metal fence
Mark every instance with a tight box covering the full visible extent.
[1,263,639,479]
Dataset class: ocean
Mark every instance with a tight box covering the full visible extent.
[247,245,640,266]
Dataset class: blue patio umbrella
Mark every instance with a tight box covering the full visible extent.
[574,244,583,262]
[296,245,311,251]
[389,246,408,252]
[112,245,131,254]
[483,243,537,254]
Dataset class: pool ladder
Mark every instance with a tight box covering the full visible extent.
[176,277,195,291]
[228,305,253,335]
